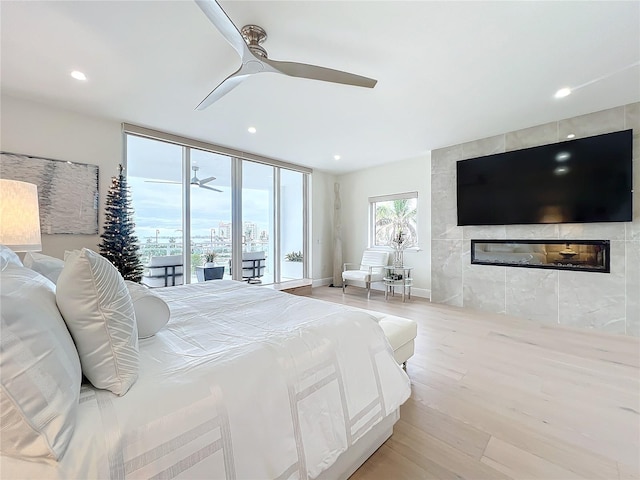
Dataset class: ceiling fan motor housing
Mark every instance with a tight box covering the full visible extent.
[241,24,268,58]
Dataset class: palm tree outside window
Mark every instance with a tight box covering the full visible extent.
[369,192,418,248]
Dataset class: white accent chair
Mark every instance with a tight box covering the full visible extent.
[141,255,183,288]
[342,250,390,299]
[230,251,266,283]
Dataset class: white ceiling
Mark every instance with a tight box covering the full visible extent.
[1,1,639,174]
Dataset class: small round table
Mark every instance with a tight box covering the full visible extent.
[384,266,413,302]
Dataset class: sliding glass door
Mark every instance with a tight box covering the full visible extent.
[126,135,183,266]
[189,149,232,282]
[241,162,274,283]
[280,169,304,280]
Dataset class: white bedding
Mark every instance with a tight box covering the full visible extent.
[1,280,410,479]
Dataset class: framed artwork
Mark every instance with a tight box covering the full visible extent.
[0,152,99,234]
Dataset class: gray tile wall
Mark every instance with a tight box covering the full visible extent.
[431,103,640,336]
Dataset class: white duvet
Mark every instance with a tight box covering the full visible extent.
[1,280,410,479]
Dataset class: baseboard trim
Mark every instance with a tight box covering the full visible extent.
[314,280,431,300]
[312,277,333,288]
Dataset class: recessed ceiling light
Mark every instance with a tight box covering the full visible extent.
[554,87,571,99]
[247,126,257,134]
[555,152,571,162]
[554,166,570,175]
[567,133,575,139]
[333,155,341,161]
[71,70,87,81]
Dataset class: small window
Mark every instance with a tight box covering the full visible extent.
[369,192,418,248]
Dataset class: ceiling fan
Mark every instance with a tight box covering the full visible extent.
[145,166,222,192]
[194,0,378,109]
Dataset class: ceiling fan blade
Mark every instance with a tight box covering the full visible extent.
[196,68,250,110]
[199,184,223,192]
[199,176,217,184]
[145,179,181,184]
[263,58,377,89]
[194,0,250,59]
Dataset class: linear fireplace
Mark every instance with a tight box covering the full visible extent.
[470,239,610,273]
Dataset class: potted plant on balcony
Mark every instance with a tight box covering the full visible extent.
[282,250,303,279]
[203,251,218,267]
[198,252,224,281]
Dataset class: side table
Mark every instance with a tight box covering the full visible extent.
[196,265,225,281]
[384,266,413,302]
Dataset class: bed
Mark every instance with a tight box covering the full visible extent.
[1,249,410,480]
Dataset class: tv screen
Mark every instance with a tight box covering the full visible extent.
[456,129,633,226]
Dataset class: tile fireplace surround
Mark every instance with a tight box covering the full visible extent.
[431,102,639,336]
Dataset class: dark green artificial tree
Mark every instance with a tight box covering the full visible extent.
[99,164,144,282]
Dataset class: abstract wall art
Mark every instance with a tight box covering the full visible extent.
[0,152,99,234]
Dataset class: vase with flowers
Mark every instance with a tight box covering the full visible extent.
[390,230,408,267]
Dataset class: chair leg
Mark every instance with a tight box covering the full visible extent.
[367,282,371,299]
[342,281,345,294]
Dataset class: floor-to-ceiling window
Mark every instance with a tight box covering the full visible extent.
[126,135,184,265]
[241,161,275,283]
[280,169,304,281]
[124,125,310,285]
[189,149,232,282]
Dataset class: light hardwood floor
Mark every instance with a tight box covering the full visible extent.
[308,286,640,480]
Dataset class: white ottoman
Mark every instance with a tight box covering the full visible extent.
[347,307,418,367]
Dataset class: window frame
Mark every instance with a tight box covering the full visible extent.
[368,191,419,250]
[123,124,311,284]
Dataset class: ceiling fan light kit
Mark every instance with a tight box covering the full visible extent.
[194,0,377,109]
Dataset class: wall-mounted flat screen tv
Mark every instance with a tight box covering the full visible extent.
[456,129,633,226]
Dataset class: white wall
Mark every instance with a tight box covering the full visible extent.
[1,95,122,258]
[310,170,336,284]
[337,155,432,297]
[1,94,338,281]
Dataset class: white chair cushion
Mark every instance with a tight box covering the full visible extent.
[56,248,139,396]
[360,250,389,269]
[146,254,183,267]
[125,281,170,339]
[22,252,65,284]
[0,265,81,462]
[342,270,372,282]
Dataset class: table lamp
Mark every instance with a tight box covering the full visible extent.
[0,179,42,252]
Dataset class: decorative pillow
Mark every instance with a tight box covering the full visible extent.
[0,265,82,462]
[125,280,170,338]
[22,252,65,284]
[0,244,22,270]
[56,248,139,396]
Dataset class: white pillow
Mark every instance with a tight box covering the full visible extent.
[0,265,82,462]
[0,244,22,269]
[125,280,170,338]
[22,252,65,284]
[56,248,139,396]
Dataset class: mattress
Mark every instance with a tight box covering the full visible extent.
[1,280,410,479]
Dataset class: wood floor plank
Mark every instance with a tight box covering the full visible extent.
[349,444,427,480]
[306,286,640,480]
[481,436,585,480]
[388,419,510,480]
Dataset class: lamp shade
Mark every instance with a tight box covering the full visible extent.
[0,179,42,252]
